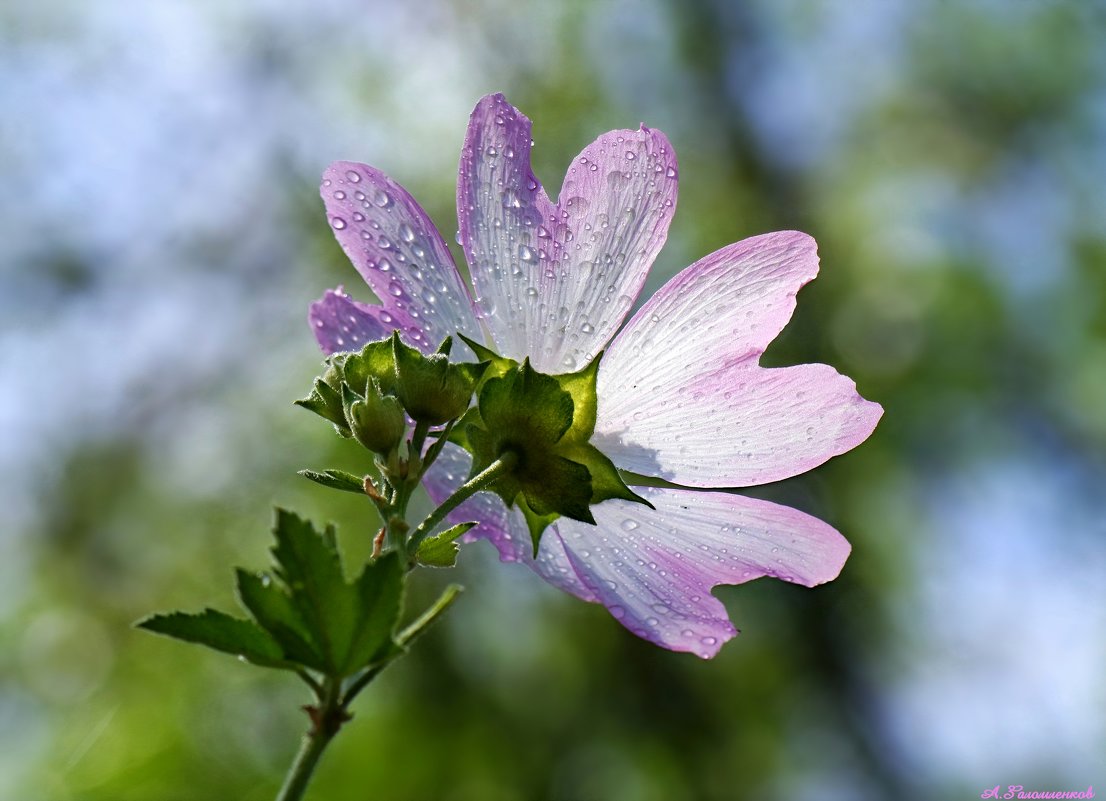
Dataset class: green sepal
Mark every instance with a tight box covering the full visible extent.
[516,496,561,557]
[136,609,292,670]
[466,360,596,532]
[392,332,489,425]
[457,351,649,555]
[457,333,516,380]
[415,521,477,568]
[298,468,368,495]
[348,378,406,454]
[235,569,325,670]
[327,339,397,397]
[295,378,351,437]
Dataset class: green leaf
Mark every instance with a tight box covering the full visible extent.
[414,521,476,568]
[343,551,405,673]
[270,509,357,674]
[298,468,367,495]
[235,569,325,671]
[137,609,290,669]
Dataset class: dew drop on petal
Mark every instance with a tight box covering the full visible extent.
[620,519,639,532]
[346,169,361,183]
[374,190,392,208]
[701,636,717,646]
[625,151,636,160]
[580,322,594,334]
[610,605,627,620]
[399,223,416,243]
[666,167,677,178]
[333,190,346,200]
[330,216,347,230]
[518,244,536,262]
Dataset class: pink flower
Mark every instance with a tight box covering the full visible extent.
[310,94,882,658]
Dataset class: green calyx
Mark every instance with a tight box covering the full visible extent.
[462,352,651,555]
[392,333,488,426]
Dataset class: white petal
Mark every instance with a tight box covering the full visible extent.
[596,231,882,486]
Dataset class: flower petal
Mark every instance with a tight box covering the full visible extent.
[420,442,598,602]
[457,94,678,372]
[595,231,882,486]
[320,161,481,353]
[309,288,418,356]
[554,486,851,658]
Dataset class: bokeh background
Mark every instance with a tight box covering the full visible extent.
[3,0,1104,799]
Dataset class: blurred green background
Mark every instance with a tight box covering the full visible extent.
[2,0,1104,799]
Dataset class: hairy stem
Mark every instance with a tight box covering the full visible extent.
[275,677,343,801]
[407,452,517,550]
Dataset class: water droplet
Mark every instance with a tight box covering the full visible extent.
[333,190,346,200]
[352,212,365,222]
[378,235,393,250]
[580,322,594,334]
[701,636,717,646]
[486,145,498,157]
[666,166,677,178]
[525,287,539,298]
[388,281,403,297]
[518,244,536,262]
[620,519,639,532]
[373,190,392,208]
[330,216,347,230]
[625,151,636,160]
[610,605,626,619]
[421,289,438,305]
[346,169,361,183]
[561,354,576,370]
[399,223,416,242]
[377,258,392,272]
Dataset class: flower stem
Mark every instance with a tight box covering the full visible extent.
[275,677,343,801]
[408,452,517,550]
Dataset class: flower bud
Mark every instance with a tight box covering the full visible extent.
[347,379,406,455]
[392,333,488,425]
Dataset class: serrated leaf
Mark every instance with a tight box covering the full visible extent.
[137,609,290,669]
[343,551,404,673]
[235,569,325,670]
[415,521,476,568]
[270,509,357,674]
[298,468,368,495]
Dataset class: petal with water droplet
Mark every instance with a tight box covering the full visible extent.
[554,486,851,657]
[318,161,480,353]
[595,231,882,486]
[308,288,417,355]
[457,94,678,371]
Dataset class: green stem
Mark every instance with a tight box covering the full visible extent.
[275,677,343,801]
[408,452,517,550]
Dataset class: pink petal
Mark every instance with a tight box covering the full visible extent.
[309,288,419,356]
[420,442,598,602]
[457,93,678,372]
[554,486,851,658]
[596,231,883,486]
[320,162,480,353]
